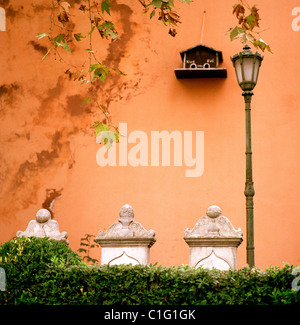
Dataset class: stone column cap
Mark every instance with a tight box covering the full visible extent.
[184,205,243,246]
[184,237,243,247]
[95,204,156,248]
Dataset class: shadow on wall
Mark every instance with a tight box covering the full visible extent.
[175,77,228,98]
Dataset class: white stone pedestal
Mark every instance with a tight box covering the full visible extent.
[96,204,156,265]
[184,205,243,270]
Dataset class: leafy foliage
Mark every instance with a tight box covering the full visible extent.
[139,0,191,36]
[35,0,191,143]
[77,234,99,264]
[0,237,80,304]
[91,121,119,148]
[0,237,299,305]
[227,0,272,53]
[36,1,271,146]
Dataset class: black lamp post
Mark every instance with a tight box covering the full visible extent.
[231,45,263,268]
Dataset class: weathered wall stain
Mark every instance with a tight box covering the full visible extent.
[42,188,63,218]
[0,128,74,224]
[1,0,24,22]
[0,0,145,228]
[35,76,65,120]
[95,0,143,110]
[65,94,87,116]
[104,1,134,69]
[12,131,69,188]
[1,0,10,7]
[28,40,48,54]
[0,83,21,111]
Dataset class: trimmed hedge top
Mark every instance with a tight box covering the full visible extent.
[0,237,299,305]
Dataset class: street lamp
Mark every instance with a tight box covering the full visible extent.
[231,44,263,268]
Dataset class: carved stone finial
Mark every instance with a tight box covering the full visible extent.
[36,209,51,223]
[16,208,69,245]
[96,204,156,265]
[184,205,243,238]
[96,204,156,240]
[206,205,222,219]
[119,204,134,219]
[119,204,134,229]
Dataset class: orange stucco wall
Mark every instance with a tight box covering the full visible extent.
[0,0,299,268]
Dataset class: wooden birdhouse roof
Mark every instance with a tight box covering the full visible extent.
[179,44,223,63]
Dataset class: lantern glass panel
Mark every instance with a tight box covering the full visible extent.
[234,58,243,84]
[242,57,255,82]
[253,58,260,84]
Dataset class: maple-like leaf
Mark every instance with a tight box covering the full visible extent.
[227,26,245,41]
[97,21,120,40]
[96,131,119,149]
[91,121,109,137]
[245,13,259,31]
[101,0,111,15]
[253,38,272,53]
[74,33,85,41]
[232,3,245,18]
[228,1,272,54]
[58,1,71,26]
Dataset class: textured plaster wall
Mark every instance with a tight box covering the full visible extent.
[0,0,299,268]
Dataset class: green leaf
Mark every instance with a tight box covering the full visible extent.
[52,34,71,53]
[253,38,272,53]
[245,33,255,42]
[36,33,49,40]
[80,79,90,85]
[92,123,119,149]
[227,26,245,41]
[97,21,120,40]
[42,48,51,61]
[98,130,119,149]
[245,13,258,31]
[91,121,109,137]
[74,33,85,41]
[101,0,111,15]
[58,41,71,54]
[88,26,95,35]
[112,67,126,76]
[178,0,192,4]
[90,63,101,72]
[151,0,162,8]
[82,97,91,105]
[53,34,65,48]
[90,63,110,82]
[150,10,156,19]
[85,48,96,53]
[105,28,119,40]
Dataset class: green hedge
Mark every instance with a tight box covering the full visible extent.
[0,237,299,305]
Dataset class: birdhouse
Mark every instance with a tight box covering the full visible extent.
[175,44,227,79]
